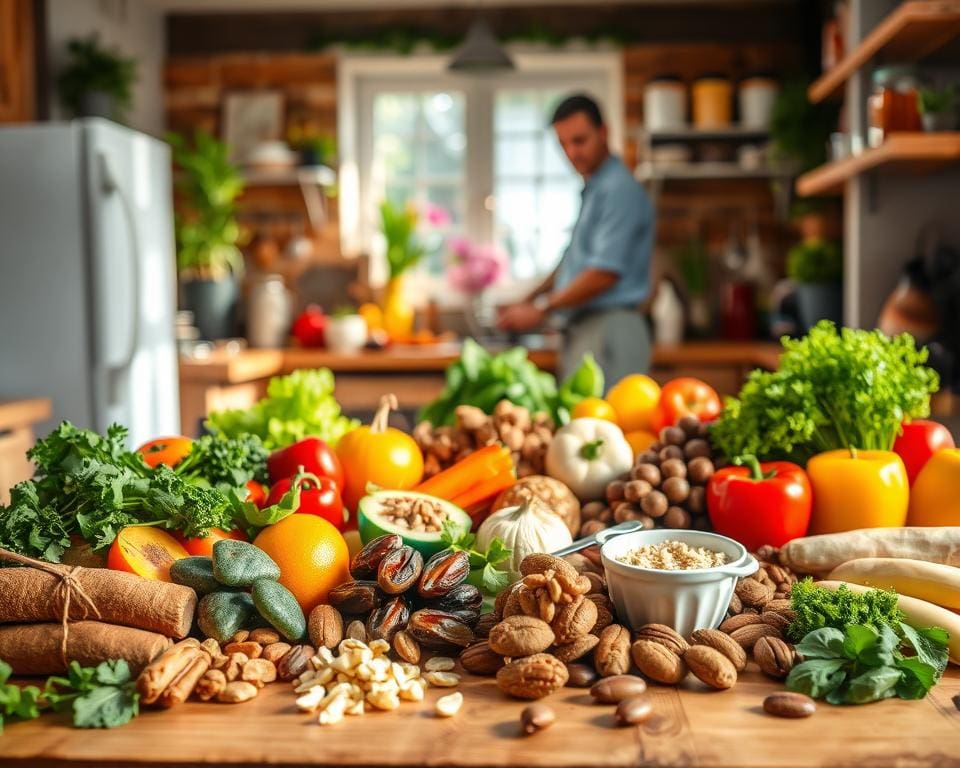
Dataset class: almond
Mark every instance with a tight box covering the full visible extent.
[460,641,505,675]
[735,578,774,608]
[688,629,747,672]
[729,623,782,650]
[594,624,632,677]
[631,639,687,684]
[761,611,792,633]
[551,595,598,644]
[727,592,743,615]
[634,624,689,656]
[488,615,555,657]
[684,645,737,690]
[718,613,765,634]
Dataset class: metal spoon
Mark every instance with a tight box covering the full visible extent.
[550,520,646,558]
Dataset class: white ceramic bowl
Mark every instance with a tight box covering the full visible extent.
[325,315,368,353]
[600,528,758,637]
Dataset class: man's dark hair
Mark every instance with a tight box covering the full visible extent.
[551,94,604,127]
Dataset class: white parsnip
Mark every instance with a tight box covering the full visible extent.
[827,558,960,610]
[815,581,960,664]
[780,527,960,575]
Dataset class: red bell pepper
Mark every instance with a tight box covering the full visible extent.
[268,437,344,489]
[706,455,811,551]
[893,419,956,486]
[292,305,327,348]
[267,469,345,531]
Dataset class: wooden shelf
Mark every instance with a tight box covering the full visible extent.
[636,162,790,182]
[641,126,769,142]
[809,0,960,103]
[795,132,960,196]
[240,165,336,187]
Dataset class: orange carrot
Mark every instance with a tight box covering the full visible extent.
[414,445,512,501]
[451,469,516,525]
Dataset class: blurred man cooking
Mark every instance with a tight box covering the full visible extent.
[497,93,654,387]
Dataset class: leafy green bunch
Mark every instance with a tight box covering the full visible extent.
[709,321,939,463]
[174,433,269,490]
[786,239,842,285]
[0,659,139,732]
[206,368,359,450]
[788,579,904,642]
[440,519,511,596]
[419,339,603,427]
[786,623,949,705]
[57,35,137,122]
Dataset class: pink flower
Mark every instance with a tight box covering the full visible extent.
[446,239,506,294]
[422,203,452,228]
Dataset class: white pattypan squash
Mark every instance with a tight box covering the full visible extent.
[545,417,633,500]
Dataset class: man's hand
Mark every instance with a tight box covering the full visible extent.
[497,302,546,333]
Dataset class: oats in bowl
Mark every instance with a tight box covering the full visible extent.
[616,540,727,570]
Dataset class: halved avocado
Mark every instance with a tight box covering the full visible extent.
[357,490,472,557]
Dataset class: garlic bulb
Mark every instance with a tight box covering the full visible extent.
[476,500,573,578]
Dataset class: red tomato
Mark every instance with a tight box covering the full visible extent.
[893,419,956,485]
[267,472,345,531]
[267,437,344,489]
[292,305,327,348]
[245,480,268,509]
[651,378,721,432]
[175,527,247,557]
[137,436,193,468]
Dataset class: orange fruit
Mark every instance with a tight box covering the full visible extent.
[253,514,351,612]
[572,397,618,423]
[624,430,658,458]
[605,374,661,432]
[174,527,247,558]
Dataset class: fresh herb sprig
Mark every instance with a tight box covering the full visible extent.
[173,433,269,490]
[0,659,139,731]
[440,519,512,595]
[786,623,949,705]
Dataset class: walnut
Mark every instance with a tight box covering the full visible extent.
[496,653,568,699]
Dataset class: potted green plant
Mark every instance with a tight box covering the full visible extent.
[918,86,957,132]
[57,35,137,123]
[769,80,839,173]
[169,130,246,340]
[787,238,843,330]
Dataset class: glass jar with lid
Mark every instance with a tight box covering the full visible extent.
[692,73,733,128]
[868,66,923,147]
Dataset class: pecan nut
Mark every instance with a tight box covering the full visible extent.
[308,604,344,650]
[688,628,747,671]
[631,639,687,684]
[754,636,795,679]
[459,641,506,676]
[594,624,632,677]
[633,623,689,656]
[552,633,599,663]
[277,644,314,682]
[551,595,598,645]
[684,645,737,690]
[488,615,555,657]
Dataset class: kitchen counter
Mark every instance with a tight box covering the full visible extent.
[1,666,958,767]
[177,341,781,435]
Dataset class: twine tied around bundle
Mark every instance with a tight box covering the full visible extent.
[0,547,102,666]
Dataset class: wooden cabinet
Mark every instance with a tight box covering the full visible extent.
[0,0,36,123]
[0,398,51,503]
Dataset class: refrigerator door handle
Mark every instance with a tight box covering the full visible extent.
[98,151,141,372]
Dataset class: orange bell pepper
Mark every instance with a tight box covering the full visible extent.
[806,448,908,535]
[907,448,960,526]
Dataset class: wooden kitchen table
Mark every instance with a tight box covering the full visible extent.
[2,667,958,768]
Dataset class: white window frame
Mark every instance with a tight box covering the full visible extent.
[337,48,624,296]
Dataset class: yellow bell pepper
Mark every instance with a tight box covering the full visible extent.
[806,449,908,534]
[907,448,960,526]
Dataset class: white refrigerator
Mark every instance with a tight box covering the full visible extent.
[0,118,179,447]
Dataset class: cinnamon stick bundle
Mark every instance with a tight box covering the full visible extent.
[0,566,196,638]
[0,621,171,675]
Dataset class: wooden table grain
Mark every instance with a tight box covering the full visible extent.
[1,667,957,768]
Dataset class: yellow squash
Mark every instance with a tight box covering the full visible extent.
[907,448,960,526]
[827,558,960,610]
[806,449,908,535]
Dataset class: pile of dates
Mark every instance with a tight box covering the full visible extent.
[327,534,478,657]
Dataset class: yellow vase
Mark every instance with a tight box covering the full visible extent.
[382,276,414,342]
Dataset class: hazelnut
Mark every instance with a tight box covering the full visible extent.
[660,426,686,446]
[687,486,706,513]
[631,463,661,486]
[636,451,660,466]
[659,445,684,462]
[683,439,712,460]
[677,414,702,437]
[661,476,690,504]
[640,490,668,518]
[606,480,626,503]
[660,458,687,480]
[663,506,692,529]
[623,479,652,502]
[687,457,715,485]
